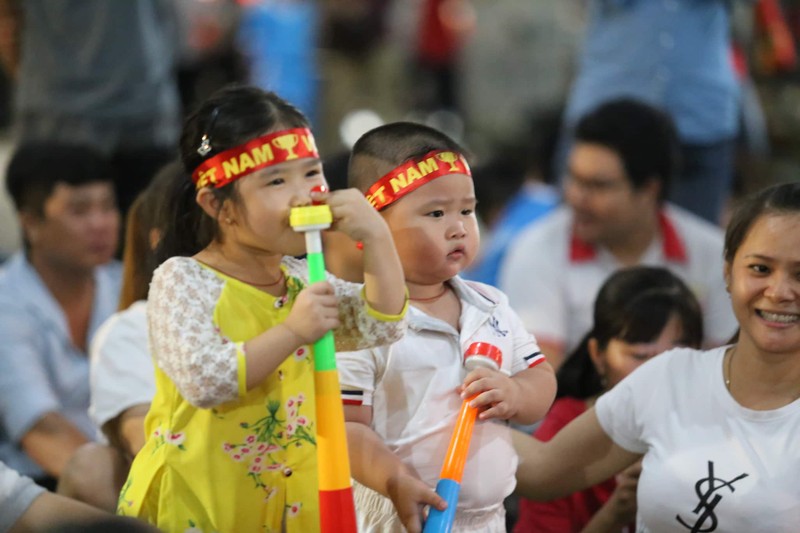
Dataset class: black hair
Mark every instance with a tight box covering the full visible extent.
[5,142,115,217]
[724,181,800,264]
[156,84,310,263]
[574,98,679,202]
[119,160,185,310]
[556,266,703,399]
[471,153,526,226]
[348,121,467,193]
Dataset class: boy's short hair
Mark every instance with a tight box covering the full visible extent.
[348,122,467,193]
[574,98,679,202]
[6,142,115,217]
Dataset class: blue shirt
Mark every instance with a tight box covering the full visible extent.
[0,253,121,477]
[463,183,559,286]
[565,0,745,143]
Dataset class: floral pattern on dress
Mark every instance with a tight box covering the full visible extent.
[150,426,187,454]
[222,394,315,492]
[117,477,134,511]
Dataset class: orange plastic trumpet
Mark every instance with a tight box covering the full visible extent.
[423,342,503,533]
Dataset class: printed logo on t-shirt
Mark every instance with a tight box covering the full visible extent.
[488,315,508,337]
[675,460,749,532]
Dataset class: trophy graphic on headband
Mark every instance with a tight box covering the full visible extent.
[272,133,300,160]
[435,152,461,172]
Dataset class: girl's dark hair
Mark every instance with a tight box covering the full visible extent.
[118,160,185,310]
[556,266,704,399]
[724,182,800,264]
[157,85,310,263]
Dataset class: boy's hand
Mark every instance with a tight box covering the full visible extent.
[386,471,447,533]
[283,281,340,345]
[460,367,522,421]
[326,188,391,244]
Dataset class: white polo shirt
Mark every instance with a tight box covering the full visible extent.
[499,205,736,357]
[338,276,545,514]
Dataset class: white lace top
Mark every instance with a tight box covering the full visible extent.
[148,256,407,408]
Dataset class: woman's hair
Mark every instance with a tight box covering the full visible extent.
[156,85,310,264]
[724,182,800,264]
[118,161,185,310]
[556,266,704,399]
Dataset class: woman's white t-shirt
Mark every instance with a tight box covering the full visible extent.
[596,346,800,532]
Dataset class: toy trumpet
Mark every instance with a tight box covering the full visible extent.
[290,186,357,533]
[423,342,503,533]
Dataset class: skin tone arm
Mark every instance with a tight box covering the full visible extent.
[20,412,90,477]
[513,407,641,501]
[345,406,446,533]
[118,405,149,456]
[461,364,557,425]
[325,188,407,315]
[537,339,566,371]
[581,461,641,533]
[8,492,107,533]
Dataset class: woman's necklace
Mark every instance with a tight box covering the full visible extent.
[409,285,449,303]
[725,347,734,391]
[726,347,800,401]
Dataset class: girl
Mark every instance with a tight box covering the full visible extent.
[513,182,800,532]
[117,86,408,532]
[514,266,703,532]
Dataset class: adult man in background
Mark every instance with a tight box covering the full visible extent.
[500,99,737,369]
[0,143,120,489]
[560,0,751,224]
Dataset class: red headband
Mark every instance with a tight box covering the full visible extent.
[192,127,319,188]
[365,150,471,211]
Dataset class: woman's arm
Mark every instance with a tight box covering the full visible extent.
[513,407,641,501]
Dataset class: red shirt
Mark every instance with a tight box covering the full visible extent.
[513,397,624,533]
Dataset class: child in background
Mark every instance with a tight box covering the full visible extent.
[117,86,408,532]
[338,122,557,532]
[514,266,704,533]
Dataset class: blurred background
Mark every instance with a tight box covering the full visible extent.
[0,0,799,255]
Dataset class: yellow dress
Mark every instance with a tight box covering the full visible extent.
[118,256,406,533]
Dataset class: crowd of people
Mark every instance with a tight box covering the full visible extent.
[0,1,798,533]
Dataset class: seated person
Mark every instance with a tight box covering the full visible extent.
[500,99,736,369]
[57,162,182,511]
[0,459,158,533]
[0,143,120,489]
[513,266,703,532]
